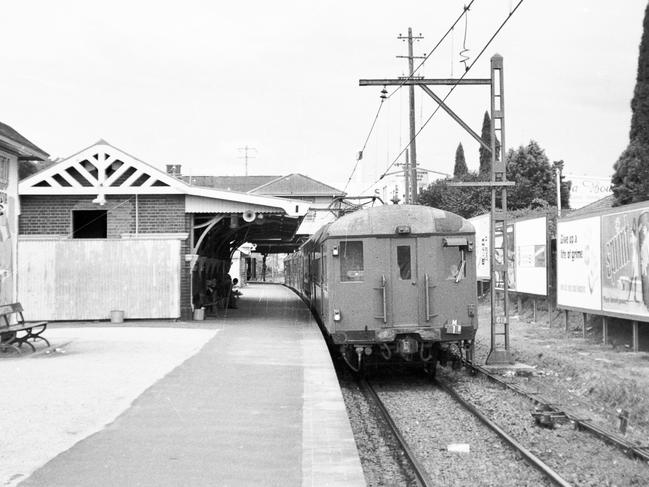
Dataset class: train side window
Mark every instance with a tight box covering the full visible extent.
[340,241,364,282]
[396,245,411,280]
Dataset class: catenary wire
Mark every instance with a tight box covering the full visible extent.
[361,0,525,196]
[343,99,385,193]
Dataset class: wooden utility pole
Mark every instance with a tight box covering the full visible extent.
[397,28,424,203]
[404,151,410,203]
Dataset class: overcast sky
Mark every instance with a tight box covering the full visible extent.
[2,1,646,193]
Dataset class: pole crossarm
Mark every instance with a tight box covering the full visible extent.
[359,78,491,86]
[418,85,492,153]
[445,181,514,187]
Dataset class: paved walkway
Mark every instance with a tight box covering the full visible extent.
[21,284,365,487]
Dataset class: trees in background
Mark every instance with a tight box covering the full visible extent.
[478,111,492,177]
[453,143,468,178]
[612,2,649,205]
[419,139,569,218]
[506,141,570,210]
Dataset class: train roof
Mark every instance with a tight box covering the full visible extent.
[308,205,474,244]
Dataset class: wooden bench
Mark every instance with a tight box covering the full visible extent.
[0,303,49,354]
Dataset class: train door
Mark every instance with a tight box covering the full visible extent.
[389,238,419,327]
[420,235,475,326]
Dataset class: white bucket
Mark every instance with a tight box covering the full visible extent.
[110,310,124,324]
[193,308,205,321]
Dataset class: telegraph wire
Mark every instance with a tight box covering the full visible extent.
[388,0,476,99]
[362,0,525,196]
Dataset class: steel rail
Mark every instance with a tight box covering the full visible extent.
[435,378,573,487]
[465,361,649,463]
[359,379,435,487]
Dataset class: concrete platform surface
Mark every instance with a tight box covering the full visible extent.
[21,284,365,487]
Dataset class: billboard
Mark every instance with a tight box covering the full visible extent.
[565,174,612,209]
[601,208,649,318]
[494,222,516,291]
[514,217,547,296]
[470,214,548,295]
[557,217,602,311]
[469,213,490,280]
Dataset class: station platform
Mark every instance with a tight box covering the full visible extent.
[21,284,365,487]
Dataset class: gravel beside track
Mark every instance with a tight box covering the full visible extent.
[374,377,552,487]
[440,368,649,486]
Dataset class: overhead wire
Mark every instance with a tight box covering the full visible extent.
[387,0,476,99]
[361,0,526,196]
[346,1,477,195]
[343,99,385,193]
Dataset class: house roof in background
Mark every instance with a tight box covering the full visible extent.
[251,173,345,197]
[0,121,49,160]
[184,175,279,193]
[564,194,615,218]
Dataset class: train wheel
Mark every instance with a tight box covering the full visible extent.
[423,360,437,378]
[464,340,475,364]
[423,346,438,378]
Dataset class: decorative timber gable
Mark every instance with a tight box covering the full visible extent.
[20,140,185,198]
[19,140,309,217]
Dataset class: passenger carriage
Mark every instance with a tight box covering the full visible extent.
[285,204,477,373]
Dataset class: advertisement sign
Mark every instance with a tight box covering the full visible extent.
[557,217,602,311]
[601,208,649,318]
[565,174,612,209]
[469,213,490,280]
[494,222,515,291]
[514,217,547,296]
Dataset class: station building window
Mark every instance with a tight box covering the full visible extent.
[340,241,364,281]
[72,210,107,238]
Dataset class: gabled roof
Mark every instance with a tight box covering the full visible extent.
[0,121,48,160]
[251,173,345,197]
[565,194,615,218]
[185,175,279,193]
[19,140,308,217]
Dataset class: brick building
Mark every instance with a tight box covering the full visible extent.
[18,140,308,321]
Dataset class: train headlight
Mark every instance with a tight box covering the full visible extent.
[377,328,396,341]
[333,309,342,321]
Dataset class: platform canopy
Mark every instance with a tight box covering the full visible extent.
[19,140,310,253]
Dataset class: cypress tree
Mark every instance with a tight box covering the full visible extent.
[453,143,468,178]
[479,111,491,177]
[612,2,649,205]
[630,2,649,146]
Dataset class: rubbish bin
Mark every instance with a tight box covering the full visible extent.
[110,310,124,323]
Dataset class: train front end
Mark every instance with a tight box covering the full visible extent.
[324,205,477,372]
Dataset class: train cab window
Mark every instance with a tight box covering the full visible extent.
[340,241,364,282]
[396,245,411,280]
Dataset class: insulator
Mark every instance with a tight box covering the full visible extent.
[380,87,388,99]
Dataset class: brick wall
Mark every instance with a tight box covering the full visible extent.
[19,194,185,236]
[180,213,193,320]
[20,194,192,319]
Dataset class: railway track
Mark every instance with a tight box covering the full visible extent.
[463,360,649,463]
[358,378,435,487]
[433,377,571,487]
[359,376,570,487]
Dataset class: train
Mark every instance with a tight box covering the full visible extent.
[285,204,478,374]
